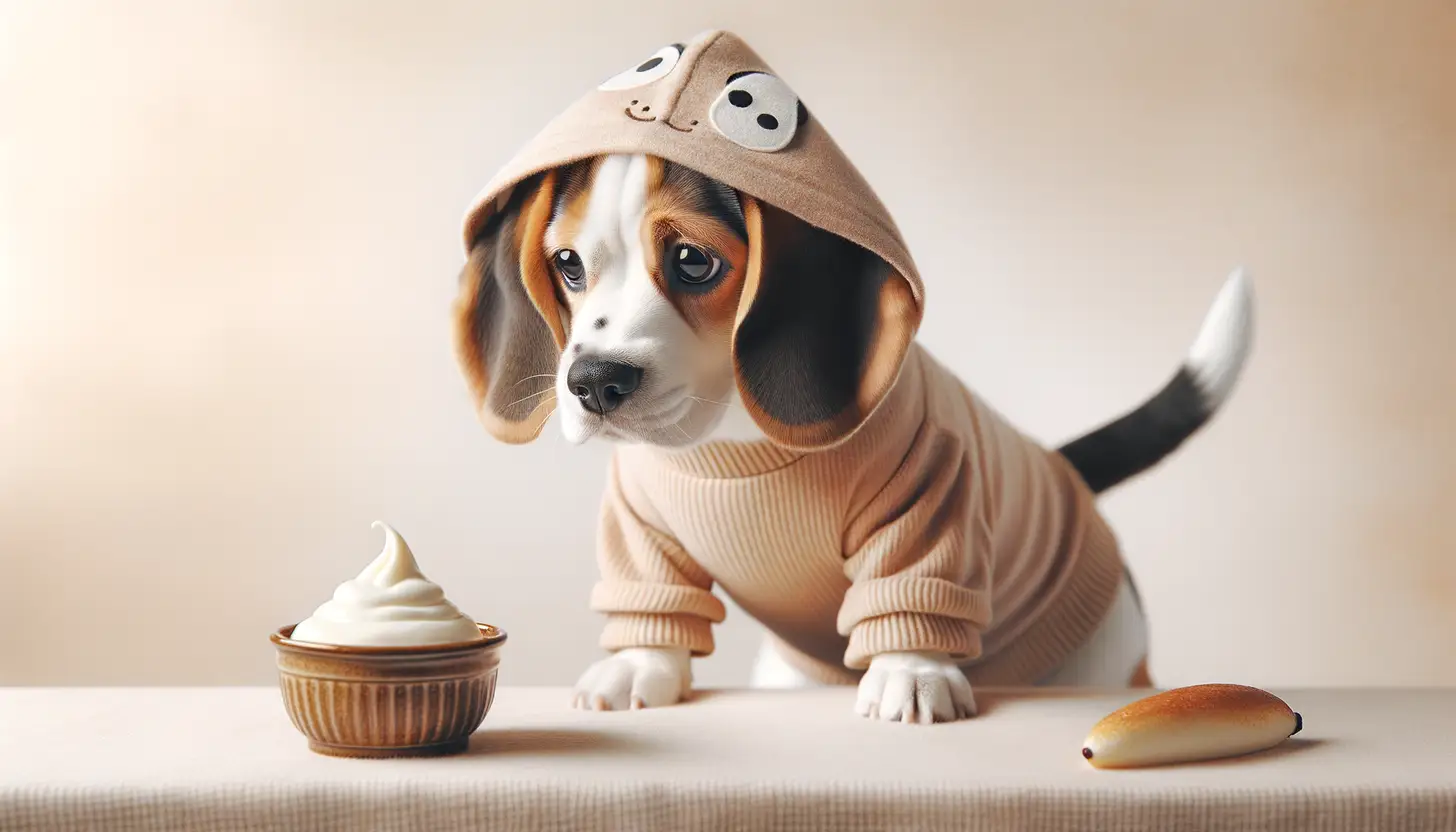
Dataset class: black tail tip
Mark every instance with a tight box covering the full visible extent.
[1291,712,1303,736]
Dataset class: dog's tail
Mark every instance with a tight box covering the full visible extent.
[1057,268,1255,495]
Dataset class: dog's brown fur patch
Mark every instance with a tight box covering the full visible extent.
[644,166,748,337]
[544,157,604,310]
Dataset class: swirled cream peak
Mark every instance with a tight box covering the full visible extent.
[291,522,484,647]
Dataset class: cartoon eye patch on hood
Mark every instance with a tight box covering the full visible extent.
[710,71,804,152]
[598,44,684,91]
[458,30,926,449]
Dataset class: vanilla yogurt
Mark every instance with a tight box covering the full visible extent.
[291,522,483,647]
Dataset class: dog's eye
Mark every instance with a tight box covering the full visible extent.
[598,44,683,92]
[553,249,586,289]
[670,244,723,286]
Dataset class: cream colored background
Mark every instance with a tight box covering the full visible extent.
[3,1,1453,688]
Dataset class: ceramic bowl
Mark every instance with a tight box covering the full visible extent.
[270,623,506,758]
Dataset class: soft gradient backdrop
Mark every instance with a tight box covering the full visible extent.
[3,1,1454,688]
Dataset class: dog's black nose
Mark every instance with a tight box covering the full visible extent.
[567,358,642,415]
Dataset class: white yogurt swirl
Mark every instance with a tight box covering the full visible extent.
[291,522,484,647]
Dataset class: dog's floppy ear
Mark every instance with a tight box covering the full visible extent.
[452,172,567,444]
[732,199,919,449]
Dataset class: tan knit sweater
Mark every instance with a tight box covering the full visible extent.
[591,344,1124,686]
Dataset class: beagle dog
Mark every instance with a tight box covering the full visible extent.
[452,32,1254,723]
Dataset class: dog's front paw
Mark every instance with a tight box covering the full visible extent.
[855,651,977,724]
[571,647,691,711]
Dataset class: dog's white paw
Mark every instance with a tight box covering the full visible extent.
[855,651,977,724]
[571,647,691,711]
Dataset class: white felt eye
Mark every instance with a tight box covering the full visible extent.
[709,73,801,152]
[598,45,682,92]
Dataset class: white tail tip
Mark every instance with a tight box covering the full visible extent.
[1186,267,1255,409]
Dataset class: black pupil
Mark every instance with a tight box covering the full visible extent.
[728,90,753,108]
[675,246,714,282]
[757,114,779,130]
[637,56,663,72]
[557,250,584,282]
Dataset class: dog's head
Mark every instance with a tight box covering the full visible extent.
[454,152,914,450]
[453,31,922,450]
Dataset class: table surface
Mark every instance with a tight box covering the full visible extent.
[3,686,1455,831]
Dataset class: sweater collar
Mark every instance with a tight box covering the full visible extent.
[629,438,805,479]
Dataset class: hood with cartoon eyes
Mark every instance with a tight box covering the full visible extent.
[457,31,927,450]
[461,30,923,311]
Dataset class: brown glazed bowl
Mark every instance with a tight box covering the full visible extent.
[271,623,506,758]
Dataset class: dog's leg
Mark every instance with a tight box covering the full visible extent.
[855,652,977,724]
[748,638,818,689]
[571,647,691,711]
[1127,657,1153,688]
[1037,574,1149,687]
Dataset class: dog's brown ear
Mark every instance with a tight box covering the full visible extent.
[452,172,567,444]
[732,199,920,449]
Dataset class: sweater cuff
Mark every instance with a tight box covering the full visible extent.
[590,581,727,623]
[836,577,990,635]
[843,613,982,670]
[600,613,716,657]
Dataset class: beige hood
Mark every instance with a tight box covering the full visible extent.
[455,30,927,449]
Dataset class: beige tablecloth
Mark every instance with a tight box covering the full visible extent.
[2,686,1453,831]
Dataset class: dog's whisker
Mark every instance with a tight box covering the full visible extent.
[503,387,555,410]
[532,395,557,431]
[673,421,695,444]
[508,373,558,391]
[687,395,730,408]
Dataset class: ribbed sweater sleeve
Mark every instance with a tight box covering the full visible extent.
[837,422,991,669]
[588,455,727,656]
